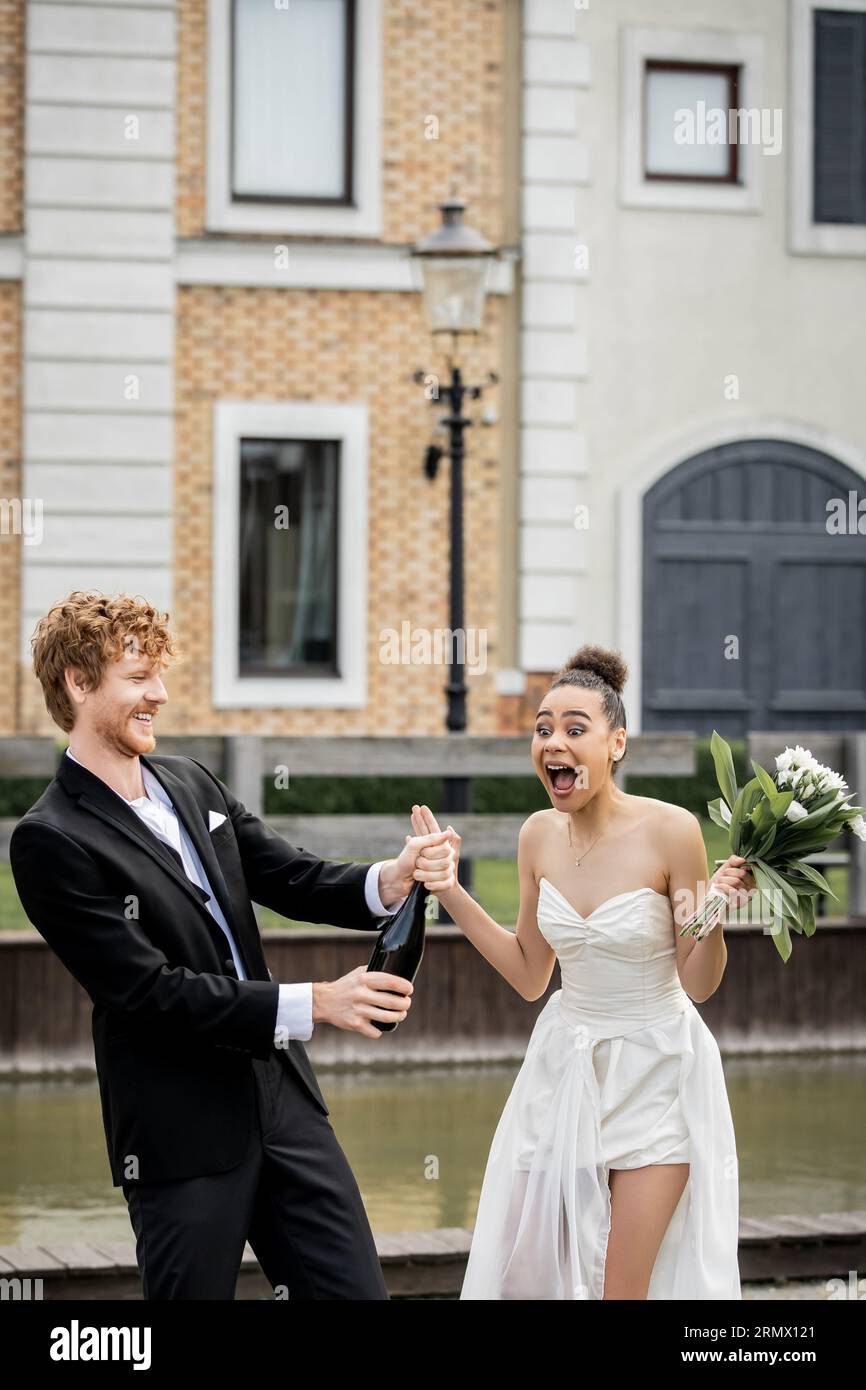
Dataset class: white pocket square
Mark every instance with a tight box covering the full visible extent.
[209,810,228,831]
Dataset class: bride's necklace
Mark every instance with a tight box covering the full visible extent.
[567,816,607,868]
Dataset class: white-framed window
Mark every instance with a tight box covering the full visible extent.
[790,0,866,255]
[620,27,766,212]
[212,401,369,708]
[206,0,382,236]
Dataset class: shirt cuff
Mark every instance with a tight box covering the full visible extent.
[365,860,407,916]
[274,981,313,1046]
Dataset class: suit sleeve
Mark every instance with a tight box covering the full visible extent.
[10,817,279,1054]
[186,757,386,930]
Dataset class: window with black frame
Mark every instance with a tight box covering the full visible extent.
[813,7,866,225]
[238,437,339,676]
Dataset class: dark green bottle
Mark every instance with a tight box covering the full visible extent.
[366,880,429,1032]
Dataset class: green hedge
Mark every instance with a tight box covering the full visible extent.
[0,737,746,820]
[258,736,745,817]
[624,736,748,818]
[0,777,55,817]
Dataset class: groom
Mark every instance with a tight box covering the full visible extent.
[9,591,456,1300]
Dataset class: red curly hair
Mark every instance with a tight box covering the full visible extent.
[30,590,181,733]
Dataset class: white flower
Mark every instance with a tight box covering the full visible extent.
[781,745,811,766]
[775,745,845,803]
[788,744,816,765]
[816,771,848,797]
[798,761,848,806]
[824,769,847,789]
[776,749,800,783]
[785,800,809,823]
[848,814,866,842]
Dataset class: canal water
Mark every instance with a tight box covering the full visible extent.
[0,1052,863,1247]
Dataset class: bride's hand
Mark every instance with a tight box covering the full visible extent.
[409,803,461,895]
[710,854,757,908]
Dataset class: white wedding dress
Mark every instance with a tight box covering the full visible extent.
[460,877,741,1300]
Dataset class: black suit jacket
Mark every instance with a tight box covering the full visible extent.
[9,751,387,1186]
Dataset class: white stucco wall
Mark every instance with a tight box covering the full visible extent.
[517,0,866,729]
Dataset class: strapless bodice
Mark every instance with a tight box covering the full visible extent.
[536,876,692,1040]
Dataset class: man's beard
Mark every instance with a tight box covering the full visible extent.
[94,707,156,758]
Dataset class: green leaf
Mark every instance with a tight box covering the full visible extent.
[788,859,838,899]
[753,825,779,858]
[753,858,799,914]
[706,797,732,833]
[778,800,845,839]
[789,798,846,832]
[795,893,813,932]
[770,915,793,963]
[746,762,795,824]
[775,872,820,897]
[710,729,738,811]
[729,777,761,856]
[770,788,796,819]
[751,861,774,895]
[776,827,842,855]
[751,759,780,802]
[752,861,789,920]
[802,898,817,937]
[808,789,848,811]
[750,797,777,840]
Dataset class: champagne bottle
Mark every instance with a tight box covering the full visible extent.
[366,879,429,1032]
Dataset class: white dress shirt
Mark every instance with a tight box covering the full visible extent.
[64,748,406,1042]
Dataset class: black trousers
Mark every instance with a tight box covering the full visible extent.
[122,1049,389,1300]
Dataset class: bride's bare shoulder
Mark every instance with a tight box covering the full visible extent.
[628,793,695,825]
[518,813,561,900]
[518,810,557,871]
[627,796,700,859]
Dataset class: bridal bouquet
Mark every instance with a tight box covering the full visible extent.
[679,731,866,961]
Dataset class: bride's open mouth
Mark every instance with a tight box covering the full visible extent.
[545,763,579,797]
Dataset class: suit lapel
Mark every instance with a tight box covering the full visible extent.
[73,787,215,921]
[57,752,238,942]
[139,756,241,944]
[57,751,268,979]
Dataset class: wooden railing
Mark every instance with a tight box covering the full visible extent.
[0,732,695,860]
[0,731,863,914]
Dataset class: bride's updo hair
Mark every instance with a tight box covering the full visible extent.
[549,644,629,774]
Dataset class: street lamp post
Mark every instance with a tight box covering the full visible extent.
[410,197,500,920]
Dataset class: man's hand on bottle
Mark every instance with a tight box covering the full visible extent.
[313,967,414,1039]
[311,810,461,1037]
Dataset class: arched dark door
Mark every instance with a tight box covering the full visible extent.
[641,439,866,735]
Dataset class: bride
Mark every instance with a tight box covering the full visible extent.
[411,644,755,1301]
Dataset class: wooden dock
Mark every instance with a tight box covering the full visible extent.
[1,1213,864,1299]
